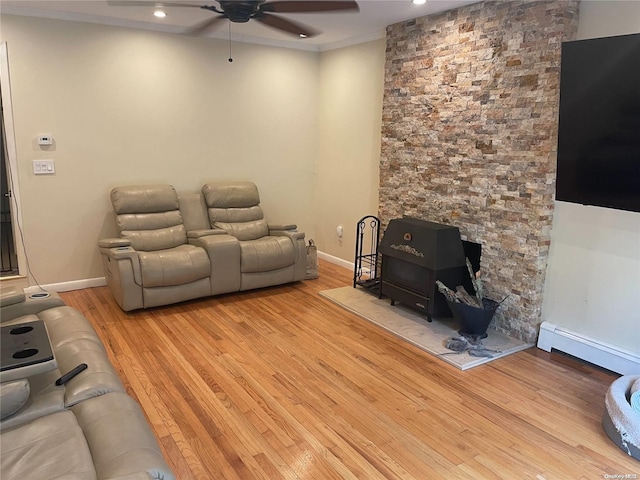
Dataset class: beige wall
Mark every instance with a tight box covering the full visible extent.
[1,14,323,285]
[314,38,385,262]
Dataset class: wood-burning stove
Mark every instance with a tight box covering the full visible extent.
[379,217,471,322]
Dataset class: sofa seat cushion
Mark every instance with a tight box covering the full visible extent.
[139,244,210,287]
[1,410,96,479]
[240,236,295,273]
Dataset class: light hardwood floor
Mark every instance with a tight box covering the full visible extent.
[60,261,639,479]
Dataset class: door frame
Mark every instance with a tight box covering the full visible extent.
[1,42,26,278]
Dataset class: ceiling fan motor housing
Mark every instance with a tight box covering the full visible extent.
[218,1,266,23]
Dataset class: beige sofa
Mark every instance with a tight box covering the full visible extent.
[0,287,174,479]
[99,182,306,311]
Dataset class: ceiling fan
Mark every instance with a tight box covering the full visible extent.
[107,1,360,38]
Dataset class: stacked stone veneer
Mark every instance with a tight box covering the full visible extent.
[379,0,579,342]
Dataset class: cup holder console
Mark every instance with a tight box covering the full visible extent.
[1,320,54,375]
[12,348,39,359]
[10,325,34,335]
[28,292,51,299]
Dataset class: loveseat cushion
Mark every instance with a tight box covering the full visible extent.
[139,244,211,288]
[240,236,296,273]
[1,410,96,479]
[215,219,269,241]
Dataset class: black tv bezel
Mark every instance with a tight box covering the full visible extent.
[556,32,640,214]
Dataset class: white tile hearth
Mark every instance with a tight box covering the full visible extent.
[319,286,533,370]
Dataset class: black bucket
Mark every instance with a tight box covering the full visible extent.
[447,298,498,339]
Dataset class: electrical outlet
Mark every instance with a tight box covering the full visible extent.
[38,135,53,145]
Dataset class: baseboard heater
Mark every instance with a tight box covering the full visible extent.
[537,321,640,375]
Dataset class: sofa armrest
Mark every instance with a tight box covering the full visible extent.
[1,288,65,324]
[268,224,297,231]
[98,238,131,248]
[0,286,26,307]
[187,229,227,239]
[71,392,176,480]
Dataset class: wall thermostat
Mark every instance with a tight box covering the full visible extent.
[38,135,53,145]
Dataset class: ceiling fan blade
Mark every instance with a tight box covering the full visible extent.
[107,1,204,7]
[257,13,319,38]
[187,15,227,35]
[261,1,359,13]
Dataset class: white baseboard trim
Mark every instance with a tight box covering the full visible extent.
[25,277,107,294]
[318,251,354,271]
[537,321,640,375]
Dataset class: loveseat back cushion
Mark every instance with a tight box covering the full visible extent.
[215,219,269,241]
[208,205,264,224]
[139,244,211,288]
[118,216,187,251]
[111,185,188,251]
[240,236,296,273]
[203,182,270,241]
[111,184,179,214]
[203,181,260,209]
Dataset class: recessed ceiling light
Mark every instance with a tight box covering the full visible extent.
[299,33,308,38]
[153,10,167,18]
[412,0,427,4]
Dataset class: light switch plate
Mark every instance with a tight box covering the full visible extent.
[33,160,55,175]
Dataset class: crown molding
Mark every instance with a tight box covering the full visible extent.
[0,6,381,52]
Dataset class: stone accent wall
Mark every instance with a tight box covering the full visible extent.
[379,0,579,342]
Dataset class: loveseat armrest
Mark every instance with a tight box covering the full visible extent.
[98,244,142,286]
[98,238,131,248]
[270,229,305,241]
[187,229,228,239]
[268,224,297,231]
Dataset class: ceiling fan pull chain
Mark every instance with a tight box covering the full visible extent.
[228,21,233,63]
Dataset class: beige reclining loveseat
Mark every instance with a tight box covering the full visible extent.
[0,287,174,479]
[99,181,306,311]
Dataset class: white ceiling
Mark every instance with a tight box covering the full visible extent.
[0,0,480,51]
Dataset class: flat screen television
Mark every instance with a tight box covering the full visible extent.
[556,33,640,213]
